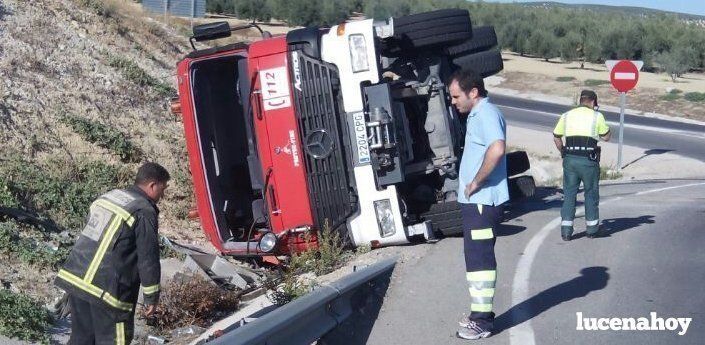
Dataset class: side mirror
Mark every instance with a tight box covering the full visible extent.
[192,21,231,42]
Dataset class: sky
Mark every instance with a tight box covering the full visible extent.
[478,1,705,17]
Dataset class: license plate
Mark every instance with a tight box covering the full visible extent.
[259,67,291,111]
[352,112,370,164]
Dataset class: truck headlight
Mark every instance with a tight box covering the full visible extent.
[259,232,277,252]
[348,34,370,73]
[374,199,396,237]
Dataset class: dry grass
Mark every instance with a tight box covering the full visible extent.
[146,275,240,334]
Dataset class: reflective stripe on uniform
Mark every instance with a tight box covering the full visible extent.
[586,219,599,226]
[95,199,135,227]
[116,322,125,345]
[142,284,160,295]
[469,287,495,298]
[471,303,493,312]
[470,228,494,240]
[561,220,574,227]
[84,216,123,283]
[57,269,133,311]
[467,270,496,283]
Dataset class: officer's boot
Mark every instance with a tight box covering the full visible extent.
[561,222,573,241]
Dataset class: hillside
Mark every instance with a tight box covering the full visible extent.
[0,0,204,308]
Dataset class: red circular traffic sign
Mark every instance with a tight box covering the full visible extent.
[610,60,639,93]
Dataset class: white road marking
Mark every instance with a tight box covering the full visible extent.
[509,182,705,345]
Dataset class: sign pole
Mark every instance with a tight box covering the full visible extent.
[618,92,626,170]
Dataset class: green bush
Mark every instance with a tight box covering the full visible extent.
[556,76,576,82]
[584,79,610,87]
[77,0,117,18]
[60,114,142,163]
[684,92,705,102]
[659,93,680,101]
[669,89,683,94]
[0,221,68,269]
[0,289,51,344]
[600,166,623,180]
[108,55,175,97]
[0,155,129,232]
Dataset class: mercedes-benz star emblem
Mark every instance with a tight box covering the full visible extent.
[304,129,334,159]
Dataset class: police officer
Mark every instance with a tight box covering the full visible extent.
[56,162,169,344]
[553,90,611,241]
[449,68,509,340]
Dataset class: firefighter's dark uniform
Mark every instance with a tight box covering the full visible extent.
[56,187,161,345]
[553,105,610,238]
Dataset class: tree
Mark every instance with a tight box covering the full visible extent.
[559,31,582,64]
[654,47,695,82]
[236,0,272,23]
[529,29,559,61]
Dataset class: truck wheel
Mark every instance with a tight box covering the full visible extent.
[509,175,536,200]
[506,150,531,177]
[451,49,504,78]
[423,202,463,237]
[444,26,497,57]
[392,9,472,50]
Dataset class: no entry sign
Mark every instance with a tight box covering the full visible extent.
[607,60,642,93]
[604,59,643,170]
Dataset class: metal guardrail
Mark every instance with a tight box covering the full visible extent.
[207,257,398,345]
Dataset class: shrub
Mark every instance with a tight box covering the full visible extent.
[584,79,610,87]
[0,154,129,232]
[148,275,239,333]
[288,224,348,276]
[684,92,705,102]
[0,289,51,344]
[107,55,176,97]
[60,114,143,163]
[659,93,680,101]
[0,221,69,269]
[600,166,623,180]
[669,88,683,94]
[556,76,575,82]
[77,0,117,18]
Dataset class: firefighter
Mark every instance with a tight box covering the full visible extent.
[448,68,509,340]
[553,90,611,241]
[55,162,169,345]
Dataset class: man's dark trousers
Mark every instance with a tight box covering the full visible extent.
[462,202,504,330]
[561,154,600,237]
[68,295,134,345]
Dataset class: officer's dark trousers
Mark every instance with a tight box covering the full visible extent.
[69,295,134,345]
[461,202,503,330]
[561,154,600,236]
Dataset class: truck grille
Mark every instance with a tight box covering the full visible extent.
[289,50,355,231]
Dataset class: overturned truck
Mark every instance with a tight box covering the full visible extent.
[173,9,533,256]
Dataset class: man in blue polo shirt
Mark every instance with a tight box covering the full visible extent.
[448,68,509,340]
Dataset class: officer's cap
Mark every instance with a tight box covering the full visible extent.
[580,90,598,106]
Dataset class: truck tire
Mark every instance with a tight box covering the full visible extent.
[423,202,463,237]
[506,150,531,177]
[451,49,504,78]
[444,26,497,57]
[392,9,472,50]
[509,175,536,200]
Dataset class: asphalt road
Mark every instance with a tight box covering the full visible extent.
[492,94,705,162]
[347,99,705,345]
[362,179,705,345]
